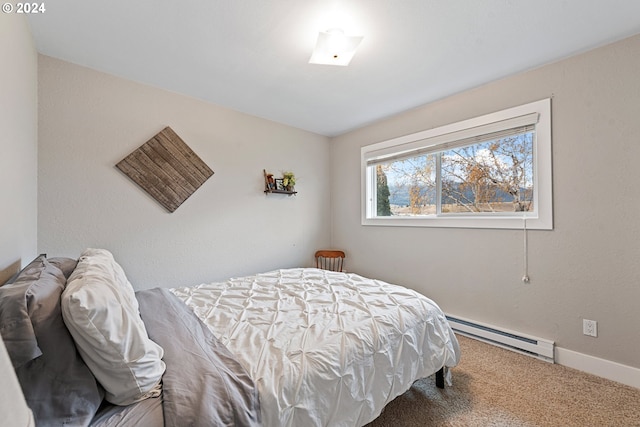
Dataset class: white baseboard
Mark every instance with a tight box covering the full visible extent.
[555,347,640,390]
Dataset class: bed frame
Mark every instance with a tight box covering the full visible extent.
[435,367,445,388]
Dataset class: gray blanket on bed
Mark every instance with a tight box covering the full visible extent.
[136,288,261,427]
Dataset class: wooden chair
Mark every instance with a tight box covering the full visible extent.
[315,250,346,272]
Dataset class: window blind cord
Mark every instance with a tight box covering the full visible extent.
[522,216,530,283]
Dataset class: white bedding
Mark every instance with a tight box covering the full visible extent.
[171,268,460,427]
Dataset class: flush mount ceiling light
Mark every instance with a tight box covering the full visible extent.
[309,28,364,66]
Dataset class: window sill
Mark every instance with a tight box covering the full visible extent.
[362,214,551,230]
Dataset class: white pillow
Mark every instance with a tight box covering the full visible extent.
[61,248,165,406]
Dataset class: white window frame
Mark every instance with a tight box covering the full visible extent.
[361,99,552,230]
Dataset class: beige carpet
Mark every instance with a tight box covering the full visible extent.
[367,335,640,426]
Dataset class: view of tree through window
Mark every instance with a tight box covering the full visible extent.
[374,130,534,216]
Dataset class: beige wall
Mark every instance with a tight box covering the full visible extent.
[38,56,331,289]
[331,34,640,369]
[0,14,38,283]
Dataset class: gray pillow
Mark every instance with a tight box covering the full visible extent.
[48,257,78,279]
[0,255,46,367]
[0,256,103,427]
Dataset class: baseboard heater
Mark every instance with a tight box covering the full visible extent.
[446,315,555,363]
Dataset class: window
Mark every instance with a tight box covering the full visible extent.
[361,99,552,229]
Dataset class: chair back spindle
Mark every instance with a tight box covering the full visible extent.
[314,250,346,272]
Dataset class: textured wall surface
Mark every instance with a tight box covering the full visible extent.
[0,14,38,282]
[331,34,640,370]
[38,56,331,289]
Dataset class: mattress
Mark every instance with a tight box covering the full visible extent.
[171,268,460,427]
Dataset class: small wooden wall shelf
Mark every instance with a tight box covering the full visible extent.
[263,169,297,196]
[266,189,297,195]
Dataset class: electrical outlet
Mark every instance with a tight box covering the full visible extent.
[583,319,598,337]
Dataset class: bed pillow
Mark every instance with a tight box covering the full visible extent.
[0,256,45,367]
[48,257,79,279]
[0,255,103,426]
[61,248,165,406]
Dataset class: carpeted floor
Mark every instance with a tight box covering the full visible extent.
[366,334,640,426]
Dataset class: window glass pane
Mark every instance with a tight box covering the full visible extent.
[362,99,551,229]
[440,130,534,213]
[375,154,436,216]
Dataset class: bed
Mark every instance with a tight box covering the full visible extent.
[0,249,460,427]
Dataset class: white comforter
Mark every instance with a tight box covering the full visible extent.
[171,268,460,427]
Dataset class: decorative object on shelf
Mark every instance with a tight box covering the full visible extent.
[116,127,214,212]
[265,173,275,190]
[282,171,296,191]
[264,169,297,195]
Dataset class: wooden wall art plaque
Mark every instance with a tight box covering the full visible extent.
[116,127,214,212]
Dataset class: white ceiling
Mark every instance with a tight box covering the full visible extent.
[27,1,640,136]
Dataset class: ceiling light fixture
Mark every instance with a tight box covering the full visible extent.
[309,28,363,66]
